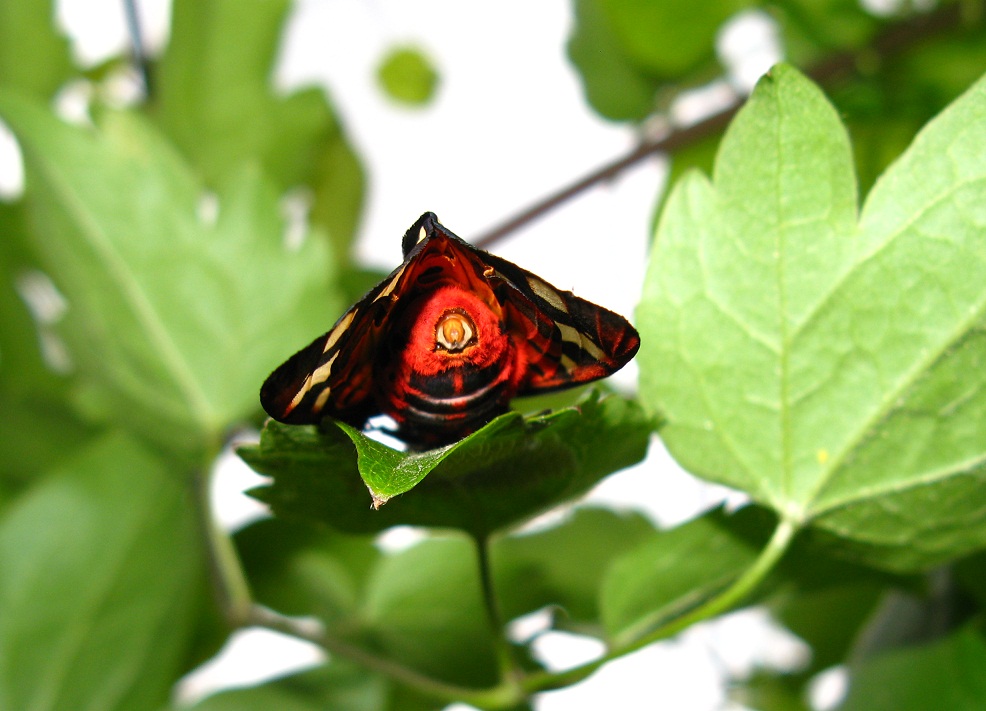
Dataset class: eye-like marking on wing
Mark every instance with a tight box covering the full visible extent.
[260,212,640,447]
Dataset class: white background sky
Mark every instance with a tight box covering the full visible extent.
[1,1,845,709]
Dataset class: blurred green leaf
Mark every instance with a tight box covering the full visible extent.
[774,0,879,57]
[837,21,986,196]
[0,93,338,456]
[494,507,656,633]
[954,550,986,610]
[152,0,365,256]
[0,201,62,394]
[0,0,73,98]
[599,507,761,645]
[730,670,812,711]
[0,202,98,494]
[186,662,388,711]
[638,64,986,570]
[567,0,740,121]
[376,47,440,106]
[770,578,885,672]
[236,518,379,630]
[190,686,323,711]
[308,135,366,261]
[567,0,660,121]
[243,392,650,537]
[0,432,202,711]
[0,389,99,497]
[596,0,739,76]
[361,536,499,686]
[839,626,986,710]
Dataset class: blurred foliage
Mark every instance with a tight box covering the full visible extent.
[1,0,986,710]
[376,46,440,106]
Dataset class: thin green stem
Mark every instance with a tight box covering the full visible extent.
[248,606,522,709]
[474,533,523,685]
[192,466,252,626]
[522,516,800,694]
[193,463,523,707]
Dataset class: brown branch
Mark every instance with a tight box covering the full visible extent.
[472,1,970,249]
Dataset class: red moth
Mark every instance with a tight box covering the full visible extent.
[260,213,639,448]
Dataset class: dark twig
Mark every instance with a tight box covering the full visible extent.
[123,0,153,98]
[472,2,970,249]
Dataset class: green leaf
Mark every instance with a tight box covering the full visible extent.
[242,392,650,537]
[186,662,388,711]
[493,507,656,633]
[0,432,202,711]
[638,64,986,570]
[0,201,64,395]
[152,0,365,256]
[823,22,986,196]
[0,93,337,455]
[775,0,879,57]
[0,202,98,495]
[190,686,323,711]
[308,135,366,262]
[236,518,380,629]
[0,388,99,497]
[567,0,659,121]
[769,577,885,673]
[729,671,812,711]
[0,0,74,98]
[567,0,741,121]
[599,507,761,645]
[361,536,499,686]
[595,0,739,77]
[376,47,440,107]
[839,627,986,711]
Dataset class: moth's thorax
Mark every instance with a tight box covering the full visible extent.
[376,284,524,445]
[401,285,509,374]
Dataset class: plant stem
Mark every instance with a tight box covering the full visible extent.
[247,606,522,709]
[192,466,252,627]
[474,533,523,684]
[193,463,523,708]
[521,516,800,694]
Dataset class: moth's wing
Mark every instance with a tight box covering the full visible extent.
[260,260,413,426]
[480,250,640,393]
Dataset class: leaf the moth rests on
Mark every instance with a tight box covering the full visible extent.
[242,392,650,537]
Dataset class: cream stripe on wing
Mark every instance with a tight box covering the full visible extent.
[556,322,607,361]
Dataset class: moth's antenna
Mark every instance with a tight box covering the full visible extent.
[123,0,152,99]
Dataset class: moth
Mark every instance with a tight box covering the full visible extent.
[260,212,640,448]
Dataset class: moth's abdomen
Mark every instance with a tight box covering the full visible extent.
[390,358,517,445]
[377,285,522,446]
